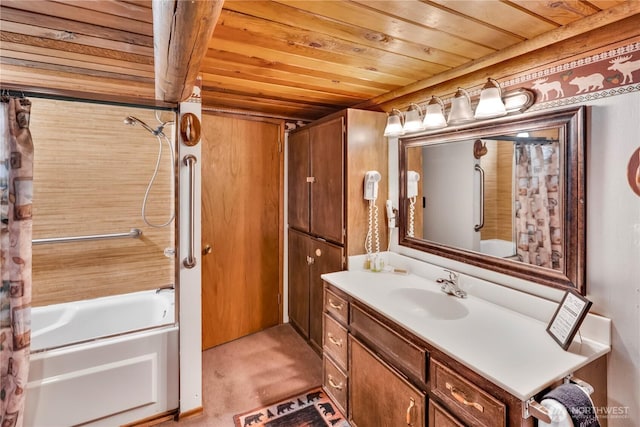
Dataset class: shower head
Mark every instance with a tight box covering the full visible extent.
[124,116,162,136]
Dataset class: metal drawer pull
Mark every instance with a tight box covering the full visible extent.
[328,299,344,310]
[406,397,415,425]
[327,333,343,347]
[446,382,484,413]
[327,375,343,391]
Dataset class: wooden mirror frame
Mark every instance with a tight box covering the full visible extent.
[398,106,586,294]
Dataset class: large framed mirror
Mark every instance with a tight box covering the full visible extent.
[398,106,586,294]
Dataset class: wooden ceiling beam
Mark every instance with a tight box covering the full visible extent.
[153,0,223,103]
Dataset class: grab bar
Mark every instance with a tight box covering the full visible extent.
[182,154,197,269]
[474,164,485,232]
[33,228,142,245]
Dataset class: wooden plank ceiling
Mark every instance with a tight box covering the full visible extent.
[0,0,635,120]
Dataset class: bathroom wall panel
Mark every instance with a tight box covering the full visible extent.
[30,98,175,306]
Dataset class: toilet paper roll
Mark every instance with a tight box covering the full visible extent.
[538,398,573,427]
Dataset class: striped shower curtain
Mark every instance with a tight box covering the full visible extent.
[1,96,34,427]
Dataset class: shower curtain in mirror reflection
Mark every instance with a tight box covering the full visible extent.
[514,141,563,271]
[0,96,33,427]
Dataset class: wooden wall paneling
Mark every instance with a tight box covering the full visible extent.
[481,140,499,241]
[30,99,175,306]
[345,109,388,257]
[497,143,514,242]
[407,145,424,240]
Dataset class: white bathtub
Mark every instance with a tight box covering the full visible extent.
[25,289,179,427]
[480,239,516,258]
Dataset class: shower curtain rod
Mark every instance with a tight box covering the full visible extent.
[32,228,142,245]
[0,85,177,111]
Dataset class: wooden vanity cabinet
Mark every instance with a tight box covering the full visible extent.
[322,283,534,427]
[287,108,387,351]
[322,286,350,415]
[350,336,426,427]
[288,228,343,351]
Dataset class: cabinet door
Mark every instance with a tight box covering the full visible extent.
[350,336,426,427]
[429,400,465,427]
[309,239,343,351]
[287,229,310,338]
[288,128,310,232]
[310,117,344,244]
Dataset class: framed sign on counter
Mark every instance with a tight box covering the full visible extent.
[546,289,592,350]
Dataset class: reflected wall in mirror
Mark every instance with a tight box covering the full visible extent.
[399,107,586,293]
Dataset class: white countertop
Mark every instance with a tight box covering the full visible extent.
[322,265,610,400]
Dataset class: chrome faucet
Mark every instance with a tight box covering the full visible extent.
[436,270,467,298]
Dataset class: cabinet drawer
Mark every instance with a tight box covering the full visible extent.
[431,359,506,427]
[323,354,347,415]
[350,304,426,383]
[323,313,348,370]
[324,287,348,325]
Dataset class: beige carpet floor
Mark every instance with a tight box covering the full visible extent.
[159,323,322,427]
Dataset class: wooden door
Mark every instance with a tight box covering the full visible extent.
[310,116,344,244]
[201,113,283,350]
[287,228,310,338]
[349,337,426,427]
[287,128,310,232]
[309,239,343,352]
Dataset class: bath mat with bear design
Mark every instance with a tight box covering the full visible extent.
[233,386,350,427]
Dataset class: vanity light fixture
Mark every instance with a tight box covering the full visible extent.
[422,96,447,129]
[385,80,535,138]
[383,108,405,137]
[474,78,507,119]
[402,103,425,133]
[447,88,474,125]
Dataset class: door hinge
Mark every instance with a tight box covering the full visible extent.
[278,293,282,305]
[278,138,283,153]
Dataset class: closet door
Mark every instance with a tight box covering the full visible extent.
[288,128,310,232]
[308,238,343,352]
[288,229,310,338]
[310,117,344,244]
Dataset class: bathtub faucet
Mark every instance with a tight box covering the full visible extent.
[436,270,467,298]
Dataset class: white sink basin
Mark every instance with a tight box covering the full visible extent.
[387,287,469,320]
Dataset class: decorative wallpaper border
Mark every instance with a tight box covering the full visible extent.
[504,41,640,111]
